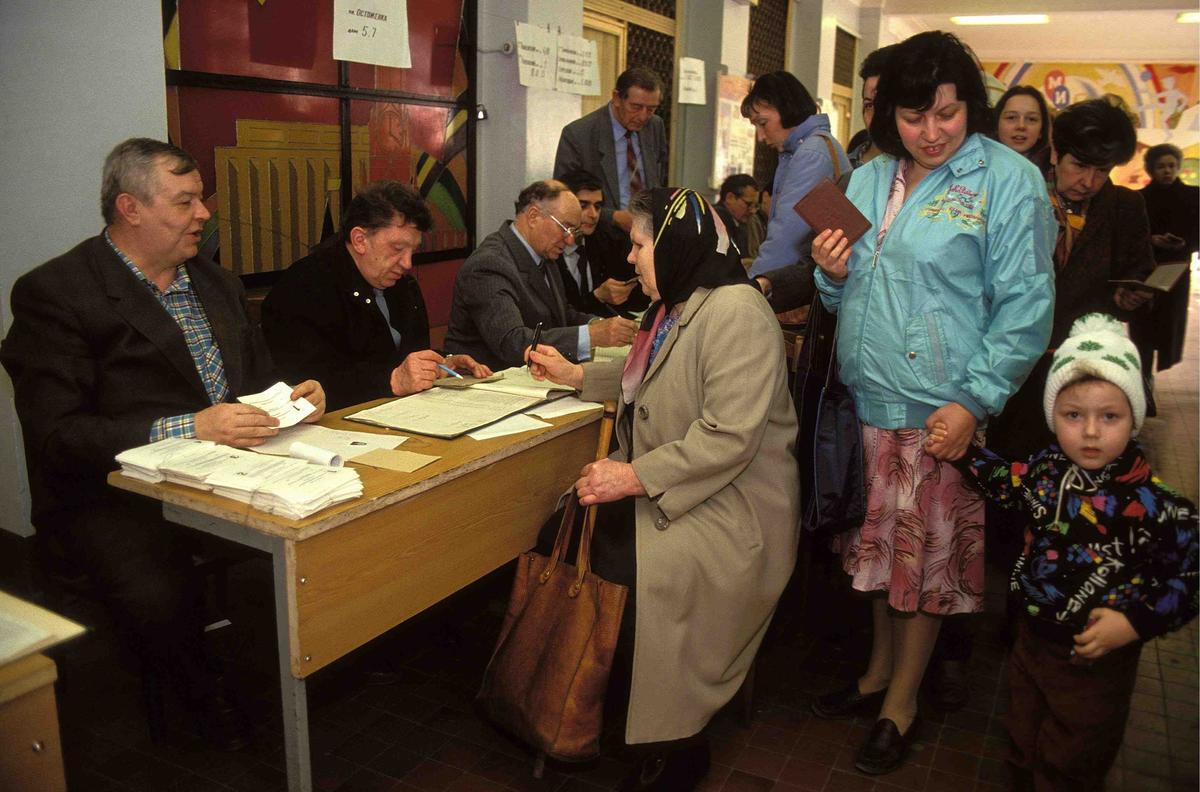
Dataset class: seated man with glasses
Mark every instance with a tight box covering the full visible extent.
[714,173,760,262]
[445,179,638,369]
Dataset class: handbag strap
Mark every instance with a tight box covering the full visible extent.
[540,402,618,593]
[820,134,843,183]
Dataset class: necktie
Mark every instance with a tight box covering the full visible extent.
[625,130,643,196]
[576,243,590,295]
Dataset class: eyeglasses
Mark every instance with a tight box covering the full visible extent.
[546,212,581,240]
[737,194,760,211]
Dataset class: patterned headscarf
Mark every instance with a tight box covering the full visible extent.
[620,188,751,404]
[644,187,751,310]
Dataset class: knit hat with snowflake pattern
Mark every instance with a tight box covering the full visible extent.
[1044,313,1146,434]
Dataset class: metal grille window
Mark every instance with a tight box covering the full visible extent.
[748,0,787,190]
[627,23,675,141]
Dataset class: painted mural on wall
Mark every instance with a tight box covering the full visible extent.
[985,62,1199,188]
[163,0,470,277]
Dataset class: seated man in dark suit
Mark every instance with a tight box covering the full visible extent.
[444,180,637,369]
[261,181,490,411]
[713,173,759,259]
[0,138,326,749]
[557,169,649,317]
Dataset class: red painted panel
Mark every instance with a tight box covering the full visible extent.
[412,257,463,328]
[176,87,340,197]
[177,0,462,98]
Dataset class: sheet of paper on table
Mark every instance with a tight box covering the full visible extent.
[468,413,553,440]
[250,424,406,461]
[0,591,86,667]
[351,448,441,473]
[592,344,631,362]
[237,381,316,428]
[347,387,542,438]
[469,366,577,399]
[525,396,604,419]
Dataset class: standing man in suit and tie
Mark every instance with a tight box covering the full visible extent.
[554,67,669,232]
[1,138,326,749]
[557,169,649,316]
[261,181,491,411]
[445,180,638,369]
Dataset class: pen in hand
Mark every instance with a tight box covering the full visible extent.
[527,321,544,365]
[436,362,464,379]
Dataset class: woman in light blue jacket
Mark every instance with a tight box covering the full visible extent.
[807,31,1054,775]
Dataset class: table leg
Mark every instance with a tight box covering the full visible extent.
[272,542,311,792]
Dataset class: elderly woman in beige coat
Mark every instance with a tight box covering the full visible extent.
[529,187,799,791]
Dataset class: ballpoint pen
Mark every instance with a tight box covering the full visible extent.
[528,321,544,365]
[436,362,464,379]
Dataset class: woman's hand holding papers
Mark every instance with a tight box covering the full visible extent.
[527,344,583,391]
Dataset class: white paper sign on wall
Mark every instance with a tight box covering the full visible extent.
[556,33,600,96]
[678,57,707,105]
[332,0,412,69]
[515,22,556,90]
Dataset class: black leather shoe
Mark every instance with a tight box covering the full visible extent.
[811,681,887,719]
[854,717,918,775]
[927,659,969,712]
[618,739,711,791]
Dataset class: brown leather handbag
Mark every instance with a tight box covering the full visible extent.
[476,405,627,768]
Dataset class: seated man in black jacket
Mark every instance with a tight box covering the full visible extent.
[262,182,490,411]
[557,169,648,316]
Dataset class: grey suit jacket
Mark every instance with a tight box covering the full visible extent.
[444,223,597,369]
[554,103,668,218]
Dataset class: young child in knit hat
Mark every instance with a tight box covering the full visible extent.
[926,313,1198,792]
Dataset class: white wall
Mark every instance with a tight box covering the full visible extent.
[475,0,583,238]
[0,2,167,536]
[721,2,751,78]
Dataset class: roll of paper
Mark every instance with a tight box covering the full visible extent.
[289,442,342,467]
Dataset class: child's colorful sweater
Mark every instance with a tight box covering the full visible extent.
[961,441,1198,641]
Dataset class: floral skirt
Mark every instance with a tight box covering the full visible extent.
[832,424,985,615]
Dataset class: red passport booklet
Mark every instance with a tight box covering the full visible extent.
[793,178,872,246]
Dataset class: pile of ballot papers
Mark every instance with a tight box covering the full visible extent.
[116,438,362,520]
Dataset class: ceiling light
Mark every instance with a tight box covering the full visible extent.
[1178,11,1200,23]
[950,14,1050,25]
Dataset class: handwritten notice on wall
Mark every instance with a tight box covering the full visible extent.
[333,0,411,69]
[515,22,556,89]
[678,57,707,105]
[556,33,599,95]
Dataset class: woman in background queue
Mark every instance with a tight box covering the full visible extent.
[993,84,1053,173]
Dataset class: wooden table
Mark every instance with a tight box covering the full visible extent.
[0,592,85,792]
[109,402,603,792]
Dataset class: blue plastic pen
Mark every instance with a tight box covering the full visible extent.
[436,362,464,379]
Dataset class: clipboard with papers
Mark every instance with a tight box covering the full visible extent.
[346,367,578,438]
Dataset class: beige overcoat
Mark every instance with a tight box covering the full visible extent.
[579,284,800,744]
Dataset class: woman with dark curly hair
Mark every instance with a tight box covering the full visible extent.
[807,31,1054,775]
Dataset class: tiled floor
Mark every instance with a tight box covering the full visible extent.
[27,286,1200,792]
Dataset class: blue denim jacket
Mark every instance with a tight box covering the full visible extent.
[816,134,1055,429]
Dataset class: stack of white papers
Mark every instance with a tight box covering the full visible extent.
[207,459,363,520]
[115,438,362,520]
